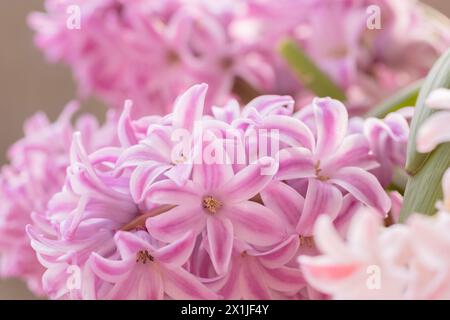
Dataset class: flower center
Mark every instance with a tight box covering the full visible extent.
[299,235,314,247]
[314,161,329,181]
[136,250,154,264]
[202,196,222,214]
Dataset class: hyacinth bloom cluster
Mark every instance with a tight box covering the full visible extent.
[0,103,117,295]
[21,84,396,299]
[29,0,449,116]
[300,190,450,299]
[298,88,450,299]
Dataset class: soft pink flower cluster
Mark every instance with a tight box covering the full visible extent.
[29,0,449,116]
[300,88,450,299]
[23,84,396,299]
[300,191,450,300]
[0,102,117,295]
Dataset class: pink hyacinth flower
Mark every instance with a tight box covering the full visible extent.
[278,98,390,235]
[90,230,218,300]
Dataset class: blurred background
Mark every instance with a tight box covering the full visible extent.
[0,0,449,299]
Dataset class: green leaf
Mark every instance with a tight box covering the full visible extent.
[278,39,347,101]
[365,80,422,119]
[405,49,450,175]
[399,48,450,221]
[400,143,450,221]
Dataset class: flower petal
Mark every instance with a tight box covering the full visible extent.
[146,205,205,242]
[118,100,138,147]
[163,267,219,300]
[323,134,377,172]
[89,253,134,283]
[251,235,300,268]
[220,157,278,202]
[145,179,200,205]
[260,180,304,227]
[425,88,450,110]
[313,97,348,158]
[130,162,172,203]
[275,147,315,181]
[172,83,208,132]
[206,217,234,275]
[240,259,272,300]
[224,201,286,246]
[263,266,306,293]
[330,167,391,214]
[297,179,343,236]
[154,231,196,267]
[417,111,450,153]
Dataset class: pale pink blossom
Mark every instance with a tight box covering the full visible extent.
[417,88,450,153]
[0,102,117,295]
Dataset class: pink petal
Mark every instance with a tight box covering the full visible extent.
[260,180,304,227]
[258,115,315,149]
[114,231,151,259]
[243,95,294,117]
[220,157,278,203]
[206,217,234,275]
[130,162,172,203]
[251,235,300,268]
[89,253,134,283]
[138,268,164,300]
[240,259,272,299]
[154,231,196,267]
[263,266,306,293]
[417,111,450,153]
[224,201,286,246]
[118,100,138,147]
[323,134,378,171]
[193,154,234,193]
[172,83,208,132]
[297,179,343,236]
[145,180,200,205]
[275,147,315,181]
[313,97,348,158]
[115,143,168,174]
[300,256,360,292]
[162,267,219,300]
[146,205,206,242]
[312,215,353,259]
[330,167,391,214]
[164,162,193,186]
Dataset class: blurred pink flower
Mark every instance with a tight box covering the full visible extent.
[0,102,117,295]
[300,208,450,299]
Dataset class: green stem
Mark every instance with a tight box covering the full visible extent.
[278,39,347,101]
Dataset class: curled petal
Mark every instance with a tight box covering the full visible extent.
[330,167,391,214]
[417,111,450,153]
[89,253,133,283]
[297,179,343,236]
[276,147,315,181]
[323,134,378,172]
[313,97,348,158]
[130,162,172,203]
[240,259,272,300]
[172,83,208,132]
[118,100,138,147]
[220,157,278,203]
[251,235,300,268]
